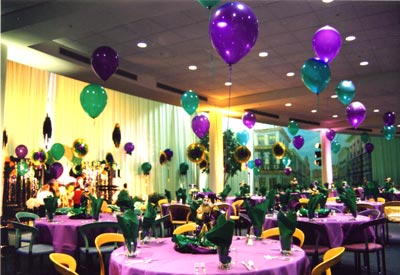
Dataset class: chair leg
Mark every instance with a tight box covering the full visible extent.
[381,249,386,275]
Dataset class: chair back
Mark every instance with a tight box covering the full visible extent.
[78,221,120,252]
[311,247,345,275]
[377,197,385,203]
[358,209,381,220]
[356,203,375,212]
[158,198,169,212]
[214,203,230,218]
[95,233,125,275]
[167,204,191,225]
[172,222,197,235]
[231,200,244,216]
[261,227,305,247]
[327,206,342,214]
[15,212,39,226]
[10,221,38,251]
[383,201,400,222]
[49,253,79,275]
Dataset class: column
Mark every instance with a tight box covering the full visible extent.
[320,130,333,185]
[209,110,224,193]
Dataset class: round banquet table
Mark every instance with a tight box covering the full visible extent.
[264,213,371,248]
[34,213,117,255]
[325,200,384,213]
[109,237,310,275]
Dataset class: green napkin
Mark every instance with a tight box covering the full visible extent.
[279,190,298,211]
[259,185,267,196]
[239,183,250,197]
[117,209,139,253]
[43,196,58,221]
[266,189,276,213]
[176,188,187,204]
[116,189,133,211]
[205,214,235,264]
[90,195,103,221]
[339,187,357,218]
[142,202,157,238]
[277,210,297,252]
[245,199,268,237]
[366,181,379,201]
[165,189,172,203]
[190,199,203,222]
[219,184,231,202]
[316,187,328,208]
[307,193,324,219]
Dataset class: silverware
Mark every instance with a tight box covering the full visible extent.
[241,260,251,271]
[200,262,206,273]
[248,260,257,270]
[194,262,199,274]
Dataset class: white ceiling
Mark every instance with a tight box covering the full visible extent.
[2,0,400,136]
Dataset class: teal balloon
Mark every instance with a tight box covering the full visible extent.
[331,140,341,154]
[80,84,108,119]
[247,160,255,169]
[197,0,221,9]
[50,143,65,161]
[180,90,199,115]
[383,125,395,141]
[301,58,331,95]
[236,130,249,146]
[287,120,299,136]
[17,161,29,176]
[336,80,355,105]
[253,167,260,175]
[360,132,369,143]
[282,156,291,167]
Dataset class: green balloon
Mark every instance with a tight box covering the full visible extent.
[141,162,152,175]
[383,125,395,141]
[287,120,299,136]
[331,140,341,154]
[17,161,29,176]
[180,90,199,115]
[301,58,331,95]
[336,80,355,105]
[51,143,65,161]
[360,132,369,143]
[197,0,221,9]
[253,167,260,175]
[80,84,108,119]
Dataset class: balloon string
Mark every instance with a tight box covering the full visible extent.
[317,94,320,123]
[227,64,232,130]
[208,8,215,81]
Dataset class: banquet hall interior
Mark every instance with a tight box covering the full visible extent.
[1,0,400,275]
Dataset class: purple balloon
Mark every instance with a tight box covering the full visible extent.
[242,111,256,129]
[49,162,63,179]
[192,114,210,139]
[292,135,304,150]
[124,142,135,155]
[15,144,28,159]
[254,158,262,168]
[312,25,342,63]
[209,2,258,65]
[346,101,366,128]
[284,167,292,176]
[383,111,395,126]
[91,46,119,81]
[164,149,174,161]
[365,142,374,154]
[326,129,336,141]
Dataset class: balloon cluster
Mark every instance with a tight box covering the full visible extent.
[72,139,89,158]
[159,149,173,165]
[31,148,47,166]
[382,111,396,141]
[287,121,304,150]
[247,158,262,175]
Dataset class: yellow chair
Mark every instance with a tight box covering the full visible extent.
[299,198,309,208]
[172,222,197,235]
[311,247,345,275]
[95,233,125,275]
[383,201,400,242]
[377,197,386,203]
[261,227,305,247]
[230,199,244,235]
[49,253,79,275]
[214,202,230,219]
[326,197,337,202]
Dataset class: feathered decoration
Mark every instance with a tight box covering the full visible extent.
[2,129,7,148]
[43,114,52,144]
[112,123,121,148]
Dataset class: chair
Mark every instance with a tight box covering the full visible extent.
[343,217,386,274]
[77,221,120,271]
[230,199,244,235]
[10,221,54,273]
[261,227,305,247]
[326,197,338,202]
[172,222,197,235]
[383,201,400,243]
[167,204,191,229]
[356,203,375,212]
[358,209,381,220]
[326,206,342,214]
[15,211,40,242]
[157,198,169,214]
[214,202,230,219]
[377,197,386,203]
[299,198,309,208]
[49,253,79,275]
[95,233,125,275]
[311,247,345,275]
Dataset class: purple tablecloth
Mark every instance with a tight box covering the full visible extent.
[109,237,310,275]
[325,201,384,213]
[35,213,117,255]
[263,213,371,248]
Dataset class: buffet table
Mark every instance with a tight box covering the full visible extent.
[109,237,310,275]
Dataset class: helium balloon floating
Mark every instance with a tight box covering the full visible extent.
[312,25,342,63]
[124,142,135,155]
[331,140,341,154]
[242,111,256,129]
[197,0,221,9]
[365,143,374,154]
[80,84,108,119]
[383,125,395,141]
[346,101,366,128]
[301,58,331,95]
[283,167,292,176]
[72,138,89,158]
[141,162,152,175]
[15,144,28,159]
[91,46,119,81]
[383,111,395,126]
[236,130,249,146]
[181,90,199,116]
[292,135,305,150]
[326,129,336,141]
[287,121,299,136]
[209,2,258,65]
[192,114,210,139]
[336,80,355,106]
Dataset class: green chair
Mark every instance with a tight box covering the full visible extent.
[10,221,54,274]
[77,221,120,271]
[15,211,40,242]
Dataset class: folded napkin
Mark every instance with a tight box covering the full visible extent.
[219,184,231,202]
[90,195,103,221]
[266,189,276,213]
[259,185,267,196]
[142,202,157,237]
[279,190,299,211]
[176,188,187,204]
[277,210,297,252]
[339,187,357,218]
[43,196,58,221]
[117,209,139,253]
[190,199,203,222]
[116,189,133,211]
[205,214,235,264]
[365,181,379,201]
[165,189,172,203]
[245,199,268,237]
[239,183,250,197]
[307,193,325,219]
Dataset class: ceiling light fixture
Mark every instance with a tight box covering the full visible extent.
[322,0,334,3]
[285,103,292,107]
[311,109,317,113]
[225,82,232,86]
[258,51,268,57]
[332,114,338,118]
[360,61,369,66]
[137,42,147,48]
[373,109,380,113]
[331,94,338,99]
[188,65,197,71]
[345,35,356,41]
[286,72,295,77]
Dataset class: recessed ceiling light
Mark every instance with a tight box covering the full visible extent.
[188,65,197,71]
[286,72,295,77]
[345,35,356,41]
[225,82,232,86]
[331,94,338,99]
[285,103,292,107]
[373,109,380,113]
[311,109,317,113]
[360,61,369,66]
[322,0,334,3]
[397,124,400,128]
[137,42,147,48]
[332,114,338,118]
[258,51,268,57]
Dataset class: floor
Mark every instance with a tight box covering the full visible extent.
[1,222,400,275]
